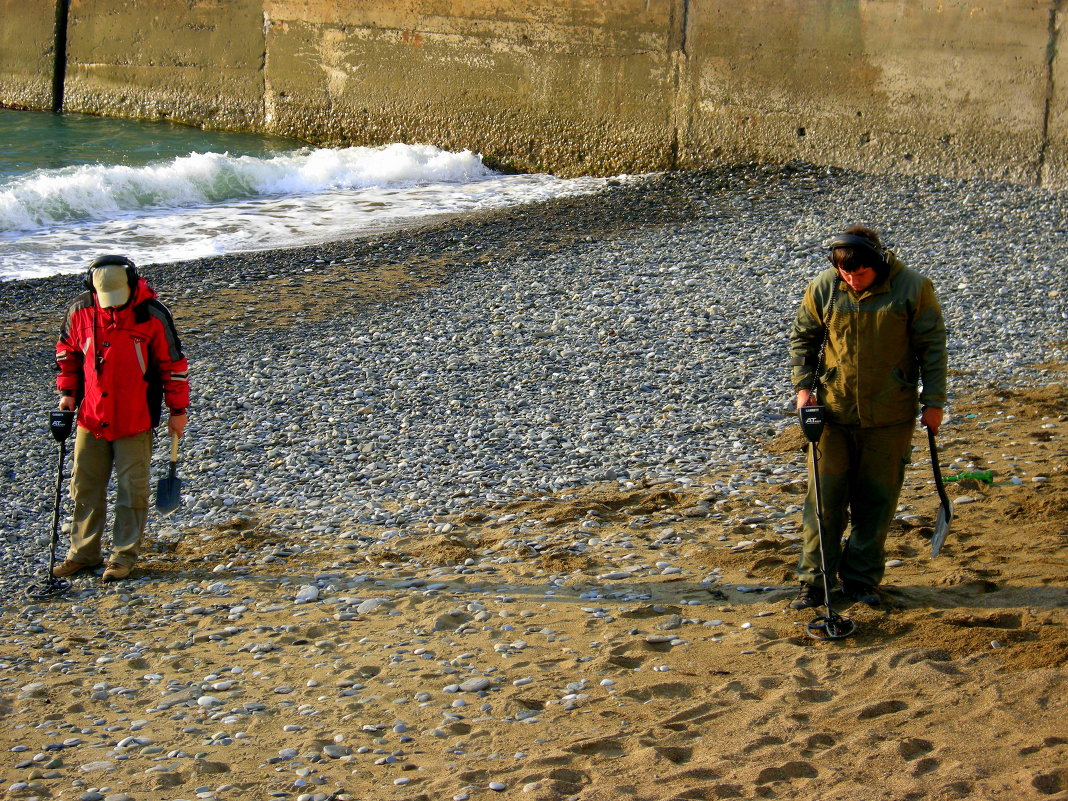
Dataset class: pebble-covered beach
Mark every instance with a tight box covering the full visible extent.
[1,165,1066,801]
[1,165,1065,562]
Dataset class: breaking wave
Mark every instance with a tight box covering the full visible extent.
[0,143,494,232]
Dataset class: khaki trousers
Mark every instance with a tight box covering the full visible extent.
[67,427,152,568]
[798,420,914,590]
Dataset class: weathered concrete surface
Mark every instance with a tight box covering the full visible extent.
[261,0,681,175]
[61,0,266,131]
[1,0,1066,186]
[0,0,57,110]
[682,1,1055,186]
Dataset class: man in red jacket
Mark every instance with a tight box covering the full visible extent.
[53,255,189,582]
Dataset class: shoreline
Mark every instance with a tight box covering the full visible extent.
[0,174,658,359]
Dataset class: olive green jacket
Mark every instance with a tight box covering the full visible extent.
[789,253,947,427]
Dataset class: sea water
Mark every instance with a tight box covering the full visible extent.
[0,108,618,281]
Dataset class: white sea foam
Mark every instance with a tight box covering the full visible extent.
[0,143,493,231]
[0,143,627,281]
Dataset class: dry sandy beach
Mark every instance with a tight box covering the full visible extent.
[2,379,1065,801]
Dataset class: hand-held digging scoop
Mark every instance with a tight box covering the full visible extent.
[927,427,954,557]
[156,433,183,513]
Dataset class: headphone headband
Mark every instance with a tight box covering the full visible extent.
[89,254,136,271]
[827,233,885,268]
[84,255,138,295]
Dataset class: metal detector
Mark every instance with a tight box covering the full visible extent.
[26,410,76,601]
[798,404,855,641]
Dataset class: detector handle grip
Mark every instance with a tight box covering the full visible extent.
[798,405,825,444]
[49,410,75,442]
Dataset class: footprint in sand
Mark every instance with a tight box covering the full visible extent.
[1019,736,1067,756]
[799,733,836,757]
[897,737,934,760]
[518,778,585,799]
[545,768,588,784]
[652,746,693,764]
[755,760,819,784]
[911,757,940,776]
[1032,768,1067,795]
[516,767,589,795]
[741,735,786,754]
[607,654,645,669]
[659,700,732,728]
[795,687,835,703]
[665,768,726,799]
[566,737,627,758]
[706,784,744,799]
[857,699,908,719]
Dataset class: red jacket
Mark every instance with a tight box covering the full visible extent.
[56,277,189,441]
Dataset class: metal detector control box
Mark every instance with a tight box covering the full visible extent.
[49,410,75,442]
[798,405,825,444]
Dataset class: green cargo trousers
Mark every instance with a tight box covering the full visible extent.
[67,427,153,568]
[798,420,914,590]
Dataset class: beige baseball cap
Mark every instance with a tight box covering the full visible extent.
[92,265,132,308]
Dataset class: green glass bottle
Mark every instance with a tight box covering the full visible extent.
[945,469,994,484]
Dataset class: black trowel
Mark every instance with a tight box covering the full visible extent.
[156,433,183,513]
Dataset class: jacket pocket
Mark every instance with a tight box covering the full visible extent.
[817,365,839,390]
[133,339,147,375]
[890,366,918,390]
[871,369,919,425]
[817,365,849,416]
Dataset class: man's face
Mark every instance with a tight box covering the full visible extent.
[837,265,877,292]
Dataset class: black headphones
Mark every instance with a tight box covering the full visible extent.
[84,254,138,293]
[827,232,887,270]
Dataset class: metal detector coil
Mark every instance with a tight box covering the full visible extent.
[806,613,857,641]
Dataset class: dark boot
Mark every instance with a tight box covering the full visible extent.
[789,583,823,610]
[842,580,881,606]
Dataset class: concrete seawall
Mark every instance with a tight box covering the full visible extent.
[2,0,1065,186]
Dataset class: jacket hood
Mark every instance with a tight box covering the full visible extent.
[883,251,906,281]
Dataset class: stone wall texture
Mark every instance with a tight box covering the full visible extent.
[0,0,59,110]
[2,0,1065,186]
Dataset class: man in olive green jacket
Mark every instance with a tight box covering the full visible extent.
[788,225,947,609]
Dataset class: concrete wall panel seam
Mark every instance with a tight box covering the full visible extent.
[1038,0,1064,184]
[52,0,71,111]
[1038,0,1063,183]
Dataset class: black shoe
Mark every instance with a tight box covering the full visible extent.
[843,581,881,606]
[789,583,823,610]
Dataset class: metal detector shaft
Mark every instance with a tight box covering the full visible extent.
[808,440,835,615]
[46,410,75,577]
[48,438,68,577]
[798,405,855,641]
